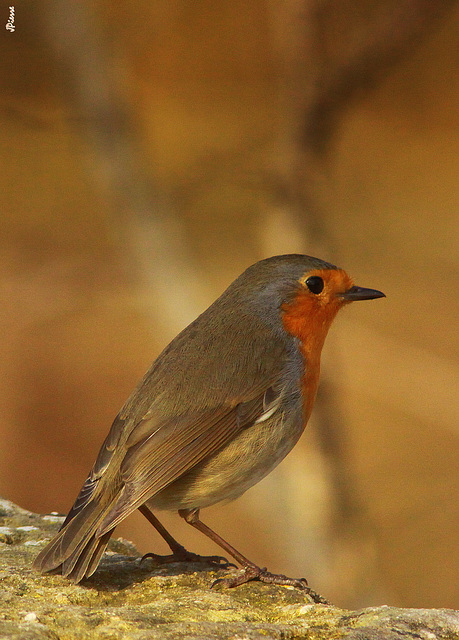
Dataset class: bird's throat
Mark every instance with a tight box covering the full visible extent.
[281,288,345,421]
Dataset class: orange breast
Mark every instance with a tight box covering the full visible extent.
[281,268,353,421]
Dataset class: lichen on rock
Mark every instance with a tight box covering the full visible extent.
[0,498,458,639]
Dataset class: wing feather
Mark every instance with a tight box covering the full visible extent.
[97,395,266,534]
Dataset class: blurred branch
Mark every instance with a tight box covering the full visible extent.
[267,0,457,245]
[43,2,211,335]
[305,0,458,154]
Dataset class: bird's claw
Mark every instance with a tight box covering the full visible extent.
[211,565,311,591]
[141,550,234,568]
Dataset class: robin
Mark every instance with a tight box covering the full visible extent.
[34,254,384,591]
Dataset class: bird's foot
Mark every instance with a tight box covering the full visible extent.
[141,547,234,568]
[212,564,308,590]
[211,564,329,603]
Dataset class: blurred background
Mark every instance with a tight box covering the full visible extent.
[1,0,458,610]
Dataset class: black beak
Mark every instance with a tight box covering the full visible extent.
[340,286,385,301]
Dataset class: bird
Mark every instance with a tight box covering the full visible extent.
[34,254,384,590]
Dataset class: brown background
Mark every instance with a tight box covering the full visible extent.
[0,1,458,609]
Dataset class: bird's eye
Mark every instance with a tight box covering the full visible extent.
[305,276,324,294]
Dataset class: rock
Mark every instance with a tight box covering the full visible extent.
[0,498,458,639]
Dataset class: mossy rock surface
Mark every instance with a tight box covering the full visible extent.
[0,498,458,640]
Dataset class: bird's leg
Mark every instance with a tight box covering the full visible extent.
[179,508,327,601]
[138,504,230,566]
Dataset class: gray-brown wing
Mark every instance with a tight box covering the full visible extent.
[34,389,276,580]
[95,387,279,536]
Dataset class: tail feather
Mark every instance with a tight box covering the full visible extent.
[61,532,100,578]
[86,531,113,577]
[33,499,115,583]
[62,530,113,583]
